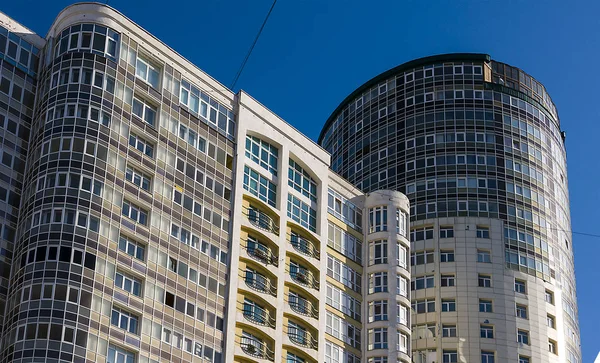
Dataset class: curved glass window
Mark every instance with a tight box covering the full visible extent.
[54,23,119,60]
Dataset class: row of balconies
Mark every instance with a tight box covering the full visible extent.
[242,204,320,259]
[236,323,318,362]
[235,197,322,363]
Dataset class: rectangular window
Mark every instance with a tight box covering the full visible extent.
[369,328,388,350]
[326,283,361,320]
[369,300,388,322]
[476,226,490,238]
[129,133,154,157]
[287,194,317,232]
[396,275,408,297]
[178,79,235,138]
[517,330,529,345]
[411,250,434,265]
[369,240,387,265]
[327,188,362,232]
[327,254,361,292]
[288,159,317,202]
[515,279,526,294]
[548,339,557,354]
[480,324,494,338]
[118,235,145,261]
[478,274,491,288]
[410,227,434,242]
[397,242,407,268]
[107,344,135,363]
[479,299,492,313]
[516,304,528,319]
[412,275,434,290]
[125,166,151,191]
[245,135,278,175]
[443,350,458,363]
[243,166,277,207]
[441,299,456,312]
[135,54,160,89]
[545,290,554,304]
[439,226,454,238]
[115,271,142,296]
[477,249,491,263]
[442,324,457,337]
[369,206,388,233]
[122,200,148,225]
[441,274,455,287]
[396,209,407,237]
[132,98,157,127]
[369,272,388,293]
[110,307,139,334]
[481,351,495,363]
[397,303,409,325]
[547,314,556,329]
[327,221,362,263]
[412,299,435,314]
[440,250,455,263]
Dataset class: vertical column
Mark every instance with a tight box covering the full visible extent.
[364,190,411,363]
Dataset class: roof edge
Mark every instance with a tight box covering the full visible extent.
[318,53,490,143]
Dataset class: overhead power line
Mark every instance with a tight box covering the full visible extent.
[572,231,600,238]
[230,0,278,90]
[542,226,600,239]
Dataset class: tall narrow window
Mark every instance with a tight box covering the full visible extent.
[369,206,388,233]
[369,240,387,265]
[243,166,277,207]
[396,209,407,236]
[288,159,317,202]
[135,54,160,88]
[132,98,157,127]
[245,135,278,175]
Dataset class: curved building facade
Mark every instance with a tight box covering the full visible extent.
[319,54,580,363]
[0,4,414,363]
[1,4,236,363]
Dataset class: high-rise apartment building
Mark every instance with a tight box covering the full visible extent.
[319,54,580,363]
[0,11,44,337]
[0,4,413,363]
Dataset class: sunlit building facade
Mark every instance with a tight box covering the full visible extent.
[319,53,581,363]
[0,3,412,363]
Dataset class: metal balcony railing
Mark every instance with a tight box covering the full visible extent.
[242,271,277,297]
[289,234,320,260]
[288,267,320,291]
[242,239,279,267]
[243,206,279,235]
[287,296,319,319]
[238,301,276,328]
[238,335,275,361]
[286,327,318,350]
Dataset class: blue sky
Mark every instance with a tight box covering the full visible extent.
[4,0,598,359]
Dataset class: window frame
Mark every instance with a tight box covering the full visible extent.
[135,53,161,89]
[132,97,157,127]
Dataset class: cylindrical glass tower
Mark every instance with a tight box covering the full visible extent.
[319,53,580,363]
